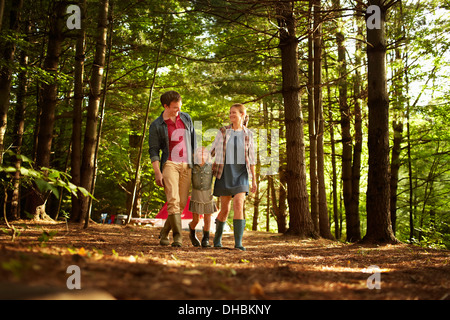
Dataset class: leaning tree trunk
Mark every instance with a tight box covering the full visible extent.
[363,0,398,244]
[79,0,109,224]
[277,0,316,238]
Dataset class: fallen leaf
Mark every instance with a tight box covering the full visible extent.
[78,247,87,256]
[250,281,265,297]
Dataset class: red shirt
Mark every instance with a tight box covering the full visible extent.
[165,114,188,163]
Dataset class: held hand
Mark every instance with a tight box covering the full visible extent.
[251,179,257,193]
[155,172,164,187]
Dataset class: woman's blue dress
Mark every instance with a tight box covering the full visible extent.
[213,130,249,197]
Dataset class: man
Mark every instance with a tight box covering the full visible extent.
[149,91,196,246]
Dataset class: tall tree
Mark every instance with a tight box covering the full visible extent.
[79,0,109,223]
[277,0,316,238]
[71,0,87,222]
[307,0,319,233]
[27,0,65,219]
[313,0,333,239]
[350,1,363,242]
[334,0,361,242]
[0,0,23,165]
[10,18,30,219]
[363,0,398,244]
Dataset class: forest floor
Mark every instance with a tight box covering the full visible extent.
[0,220,449,300]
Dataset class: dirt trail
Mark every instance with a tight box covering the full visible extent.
[0,221,449,300]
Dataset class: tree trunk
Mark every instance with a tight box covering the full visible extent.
[71,0,86,222]
[275,106,288,234]
[0,0,5,31]
[79,0,109,223]
[307,0,319,233]
[390,121,403,235]
[349,3,363,241]
[335,2,361,242]
[251,165,260,231]
[28,0,65,219]
[0,0,22,165]
[363,0,398,244]
[10,19,30,219]
[313,0,333,239]
[35,1,65,170]
[277,0,316,238]
[349,1,364,241]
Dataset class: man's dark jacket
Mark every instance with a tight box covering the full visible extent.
[148,111,196,171]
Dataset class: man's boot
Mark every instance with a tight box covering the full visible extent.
[233,219,246,251]
[159,219,171,246]
[213,219,226,248]
[169,213,183,247]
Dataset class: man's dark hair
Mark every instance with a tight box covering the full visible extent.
[160,91,181,108]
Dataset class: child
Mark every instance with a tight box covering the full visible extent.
[188,147,218,247]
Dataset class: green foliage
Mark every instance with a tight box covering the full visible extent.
[37,230,58,247]
[0,150,91,201]
[1,0,449,248]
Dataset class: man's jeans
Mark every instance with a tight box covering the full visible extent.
[162,160,192,215]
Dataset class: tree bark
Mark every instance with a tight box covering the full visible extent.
[79,0,109,223]
[349,1,364,241]
[0,0,23,165]
[363,0,398,244]
[27,0,65,219]
[10,18,30,219]
[313,0,333,239]
[277,0,316,238]
[335,0,361,242]
[390,121,403,235]
[71,0,86,222]
[307,0,318,233]
[324,54,340,239]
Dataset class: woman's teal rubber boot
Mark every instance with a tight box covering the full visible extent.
[213,219,225,248]
[233,219,246,251]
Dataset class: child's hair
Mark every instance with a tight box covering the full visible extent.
[231,103,249,127]
[194,146,212,164]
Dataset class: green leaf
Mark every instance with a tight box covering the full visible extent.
[34,179,60,199]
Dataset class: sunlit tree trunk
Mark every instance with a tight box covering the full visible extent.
[277,0,316,238]
[79,0,109,223]
[363,0,398,244]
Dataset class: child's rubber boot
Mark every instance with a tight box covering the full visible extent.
[201,230,211,248]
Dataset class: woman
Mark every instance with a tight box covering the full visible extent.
[211,103,257,251]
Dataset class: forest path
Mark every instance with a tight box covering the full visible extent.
[0,221,449,300]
